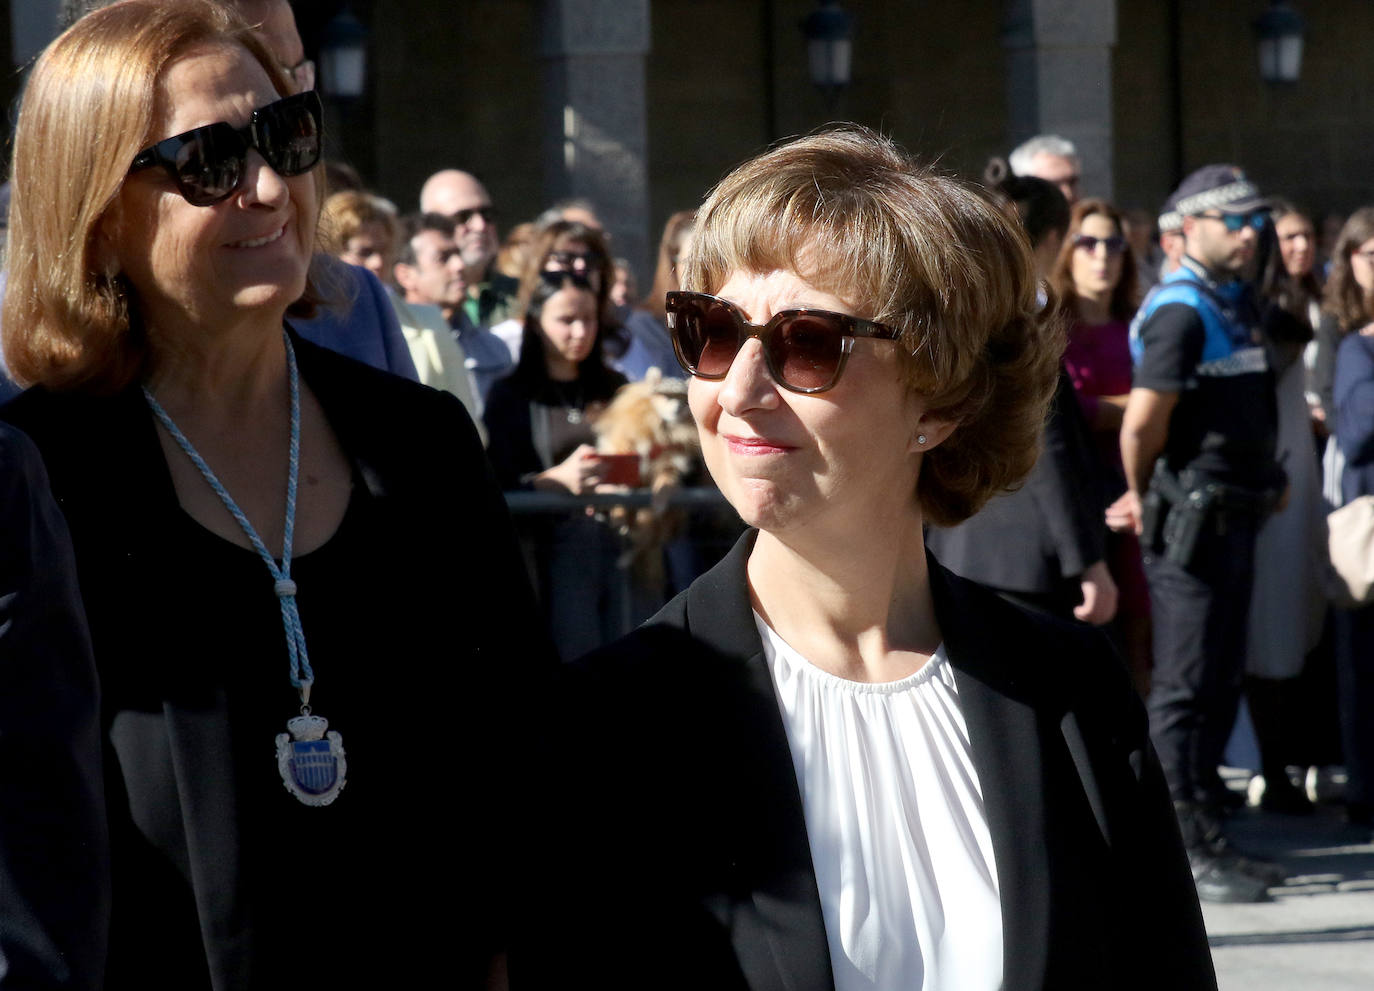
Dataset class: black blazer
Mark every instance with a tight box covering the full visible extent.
[519,531,1215,990]
[924,370,1106,610]
[2,336,553,988]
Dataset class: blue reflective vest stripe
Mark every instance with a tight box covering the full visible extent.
[1128,267,1252,369]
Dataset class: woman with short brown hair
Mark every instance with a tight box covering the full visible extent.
[528,127,1214,990]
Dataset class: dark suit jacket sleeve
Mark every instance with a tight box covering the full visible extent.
[482,379,541,489]
[1027,369,1106,580]
[0,424,109,991]
[357,265,419,381]
[925,369,1106,594]
[1334,331,1374,467]
[1051,625,1216,989]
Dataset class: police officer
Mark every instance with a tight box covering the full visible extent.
[1110,165,1287,903]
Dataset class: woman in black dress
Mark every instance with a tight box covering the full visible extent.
[0,2,545,985]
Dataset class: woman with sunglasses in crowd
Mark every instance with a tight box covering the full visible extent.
[1321,207,1374,830]
[1049,198,1152,694]
[0,2,547,984]
[490,220,613,357]
[522,128,1214,990]
[484,275,628,660]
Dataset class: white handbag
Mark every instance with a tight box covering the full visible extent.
[1328,494,1374,607]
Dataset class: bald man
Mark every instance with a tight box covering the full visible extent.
[420,170,518,327]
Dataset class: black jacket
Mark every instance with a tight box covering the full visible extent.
[0,424,108,991]
[2,336,552,989]
[924,370,1106,611]
[518,531,1215,990]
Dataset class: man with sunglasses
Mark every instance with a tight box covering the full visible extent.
[420,169,519,329]
[1113,164,1287,904]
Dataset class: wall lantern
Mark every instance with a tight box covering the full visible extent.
[320,7,369,99]
[801,0,853,90]
[1254,1,1305,84]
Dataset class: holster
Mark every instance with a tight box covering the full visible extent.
[1160,486,1215,567]
[1144,464,1277,569]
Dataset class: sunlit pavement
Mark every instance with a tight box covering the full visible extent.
[1203,783,1374,990]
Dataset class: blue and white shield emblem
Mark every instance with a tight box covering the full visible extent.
[276,713,347,807]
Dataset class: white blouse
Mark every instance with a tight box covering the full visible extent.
[756,614,1003,991]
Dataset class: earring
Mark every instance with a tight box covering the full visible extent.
[917,434,927,446]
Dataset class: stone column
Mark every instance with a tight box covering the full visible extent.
[539,0,652,284]
[1002,0,1117,200]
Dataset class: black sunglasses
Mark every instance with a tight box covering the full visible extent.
[451,206,498,227]
[539,268,593,290]
[1072,233,1127,256]
[665,290,901,394]
[128,90,323,207]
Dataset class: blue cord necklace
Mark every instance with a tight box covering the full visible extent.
[142,332,347,807]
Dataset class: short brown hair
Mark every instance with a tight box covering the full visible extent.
[1322,206,1374,334]
[683,126,1061,526]
[2,0,327,394]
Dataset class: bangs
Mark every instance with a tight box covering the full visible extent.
[684,151,1031,402]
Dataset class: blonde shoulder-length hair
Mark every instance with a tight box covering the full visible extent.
[683,126,1062,527]
[2,0,328,394]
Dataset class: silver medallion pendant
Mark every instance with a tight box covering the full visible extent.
[275,711,347,807]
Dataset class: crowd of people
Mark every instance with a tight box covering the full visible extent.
[2,0,1374,988]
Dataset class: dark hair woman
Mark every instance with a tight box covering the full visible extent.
[1238,201,1329,814]
[0,2,545,983]
[484,275,628,659]
[983,156,1071,280]
[489,219,624,365]
[523,127,1214,990]
[1321,206,1374,827]
[1049,198,1151,693]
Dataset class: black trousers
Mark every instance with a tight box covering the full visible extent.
[1334,603,1374,807]
[1144,513,1260,805]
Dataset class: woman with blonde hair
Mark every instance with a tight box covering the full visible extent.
[1,2,544,982]
[526,127,1213,989]
[318,187,399,284]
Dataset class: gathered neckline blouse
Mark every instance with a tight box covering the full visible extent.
[756,612,1003,991]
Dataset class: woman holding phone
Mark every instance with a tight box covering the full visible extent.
[484,275,628,659]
